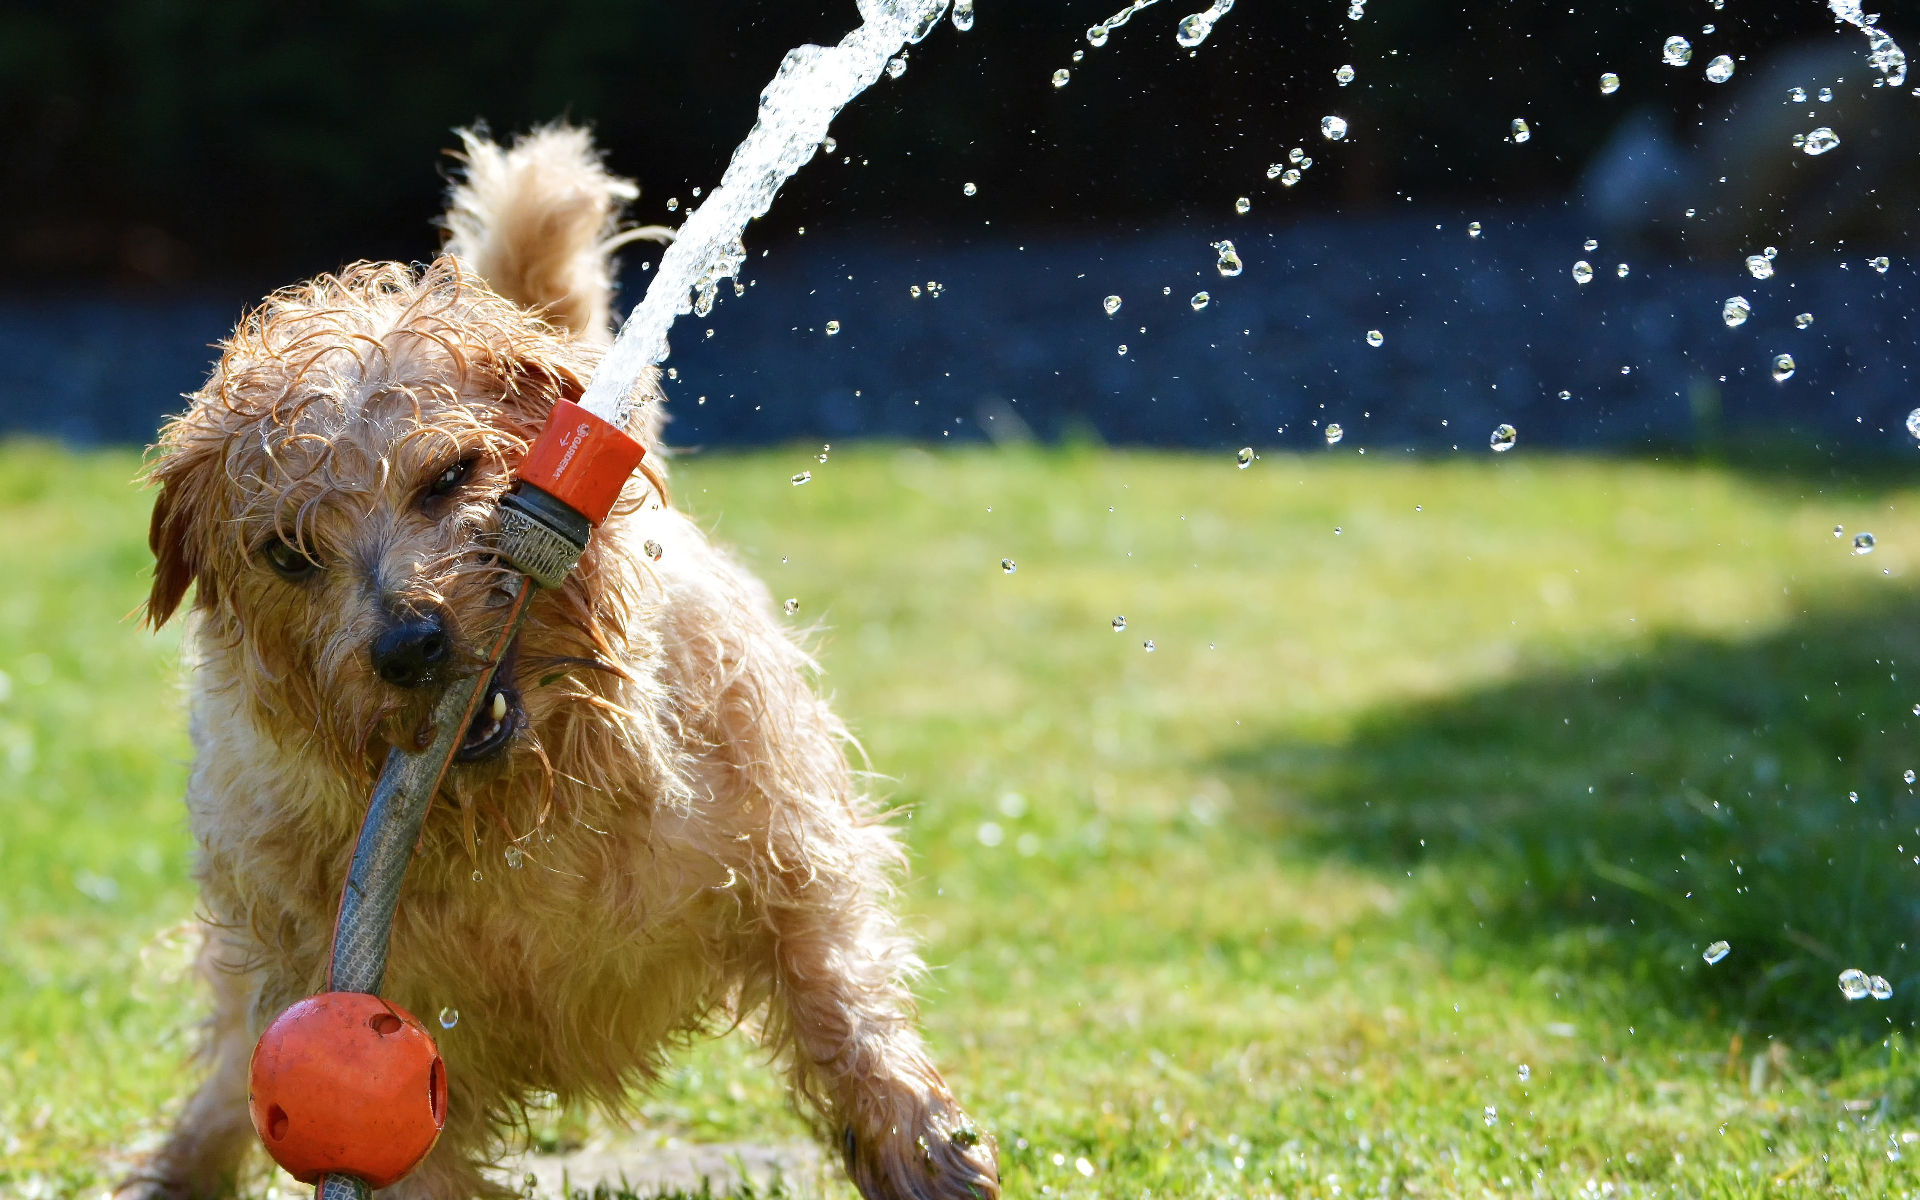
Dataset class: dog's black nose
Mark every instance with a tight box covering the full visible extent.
[371,615,452,688]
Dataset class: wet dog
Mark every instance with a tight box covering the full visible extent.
[120,125,999,1200]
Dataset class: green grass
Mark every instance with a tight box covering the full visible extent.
[8,438,1920,1197]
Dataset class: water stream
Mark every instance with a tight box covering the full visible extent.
[578,0,952,428]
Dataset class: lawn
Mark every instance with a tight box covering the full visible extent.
[6,437,1920,1198]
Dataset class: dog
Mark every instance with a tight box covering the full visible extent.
[119,125,1000,1200]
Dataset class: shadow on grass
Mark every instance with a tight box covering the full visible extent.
[1217,587,1920,1037]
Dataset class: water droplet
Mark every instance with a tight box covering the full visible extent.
[1176,12,1214,48]
[1906,408,1920,439]
[1280,167,1302,187]
[1489,423,1518,452]
[1484,1105,1498,1127]
[1802,126,1841,155]
[885,55,908,79]
[1703,940,1731,965]
[909,284,923,298]
[1872,255,1892,274]
[1236,446,1254,468]
[1663,36,1693,67]
[1572,260,1594,284]
[470,870,482,883]
[1468,220,1483,238]
[1872,975,1895,1000]
[963,181,977,196]
[1116,344,1128,356]
[1584,238,1599,252]
[824,320,841,336]
[1518,1064,1532,1081]
[1190,291,1211,311]
[641,539,666,563]
[1112,616,1127,632]
[1746,254,1774,279]
[1001,558,1017,574]
[1795,312,1814,329]
[1558,389,1572,400]
[822,137,837,155]
[791,471,812,485]
[1325,422,1346,444]
[1850,790,1861,802]
[1905,769,1915,785]
[1213,240,1244,277]
[1347,3,1364,18]
[1723,296,1752,326]
[666,197,680,212]
[1103,295,1123,316]
[1321,115,1349,141]
[784,597,800,615]
[1143,639,1156,652]
[1616,262,1630,278]
[505,845,524,869]
[1818,86,1835,103]
[1365,330,1384,348]
[1266,163,1284,179]
[1789,85,1808,102]
[1087,23,1109,47]
[1600,71,1621,94]
[1335,64,1355,85]
[1841,968,1872,1000]
[1772,353,1796,382]
[1509,118,1531,143]
[1854,531,1877,555]
[439,1006,460,1029]
[1052,68,1071,88]
[952,0,975,31]
[1705,54,1736,83]
[1235,196,1251,215]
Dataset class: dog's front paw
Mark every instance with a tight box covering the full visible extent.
[843,1097,1001,1200]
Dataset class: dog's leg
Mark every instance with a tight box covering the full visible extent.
[757,873,1001,1200]
[654,535,1000,1198]
[114,933,261,1200]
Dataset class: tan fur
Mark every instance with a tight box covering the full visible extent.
[118,127,998,1200]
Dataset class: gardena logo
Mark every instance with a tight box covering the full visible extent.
[552,421,592,477]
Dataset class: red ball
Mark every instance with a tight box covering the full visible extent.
[248,992,447,1189]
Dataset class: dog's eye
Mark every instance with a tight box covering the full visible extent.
[428,458,475,498]
[261,537,320,581]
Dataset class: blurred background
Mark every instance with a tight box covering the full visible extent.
[2,0,1915,449]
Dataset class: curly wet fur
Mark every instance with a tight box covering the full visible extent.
[119,126,999,1200]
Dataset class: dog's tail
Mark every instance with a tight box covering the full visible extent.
[442,124,670,343]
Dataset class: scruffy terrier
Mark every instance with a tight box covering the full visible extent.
[121,126,999,1200]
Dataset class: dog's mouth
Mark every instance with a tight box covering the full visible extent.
[455,635,524,763]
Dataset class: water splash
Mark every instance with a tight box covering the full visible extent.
[1828,0,1908,87]
[1086,0,1164,49]
[578,0,952,427]
[1176,0,1235,48]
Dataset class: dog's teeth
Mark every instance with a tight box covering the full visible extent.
[491,692,507,722]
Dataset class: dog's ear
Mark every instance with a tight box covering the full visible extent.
[144,427,220,628]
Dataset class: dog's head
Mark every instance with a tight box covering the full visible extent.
[147,258,655,795]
